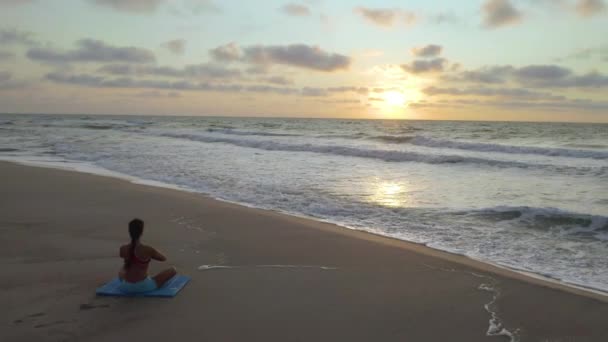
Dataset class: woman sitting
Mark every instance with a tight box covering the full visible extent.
[118,218,177,293]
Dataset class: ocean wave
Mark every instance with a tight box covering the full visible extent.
[407,136,608,160]
[458,206,608,240]
[158,132,606,174]
[206,128,300,137]
[371,135,415,143]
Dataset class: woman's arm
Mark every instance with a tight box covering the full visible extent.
[150,247,167,261]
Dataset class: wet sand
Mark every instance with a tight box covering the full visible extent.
[1,161,607,341]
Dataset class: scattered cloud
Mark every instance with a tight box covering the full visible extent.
[209,42,241,62]
[0,70,27,90]
[91,0,164,13]
[429,11,460,25]
[98,63,241,79]
[0,50,16,60]
[44,70,367,99]
[162,39,186,55]
[514,64,571,82]
[236,44,351,72]
[445,65,514,84]
[482,0,523,28]
[280,3,310,16]
[327,86,368,94]
[410,97,608,112]
[0,28,37,45]
[136,90,181,98]
[189,0,220,14]
[0,71,11,82]
[301,87,328,97]
[355,7,416,28]
[0,0,35,6]
[423,86,565,101]
[27,39,156,64]
[411,44,442,58]
[401,58,447,74]
[259,76,293,85]
[559,45,608,61]
[576,0,606,17]
[447,64,608,88]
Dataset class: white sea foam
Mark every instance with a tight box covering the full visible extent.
[408,136,608,160]
[198,265,337,271]
[158,131,606,174]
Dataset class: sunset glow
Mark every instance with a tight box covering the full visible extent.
[0,0,606,122]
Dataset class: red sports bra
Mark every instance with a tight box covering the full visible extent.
[131,252,151,265]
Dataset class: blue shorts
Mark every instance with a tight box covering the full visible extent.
[119,277,157,294]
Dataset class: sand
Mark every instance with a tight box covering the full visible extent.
[1,161,607,342]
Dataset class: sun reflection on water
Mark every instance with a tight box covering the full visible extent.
[369,181,411,208]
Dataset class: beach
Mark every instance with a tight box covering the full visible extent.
[1,160,607,341]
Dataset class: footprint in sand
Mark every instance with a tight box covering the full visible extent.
[13,312,45,324]
[34,320,67,329]
[79,303,110,311]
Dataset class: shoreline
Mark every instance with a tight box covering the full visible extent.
[2,157,607,303]
[3,160,608,341]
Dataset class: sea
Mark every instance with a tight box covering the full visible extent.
[1,114,607,293]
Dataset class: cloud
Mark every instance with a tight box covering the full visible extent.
[401,58,447,74]
[27,39,156,64]
[430,11,460,25]
[45,70,369,99]
[280,3,310,16]
[447,64,608,88]
[411,44,442,58]
[355,7,416,27]
[445,65,514,84]
[136,90,181,98]
[0,50,16,60]
[0,28,37,45]
[91,0,164,13]
[45,70,303,95]
[482,0,523,28]
[241,44,351,72]
[411,97,608,112]
[0,0,35,6]
[0,71,11,82]
[98,63,241,79]
[189,0,220,14]
[423,86,565,101]
[209,42,241,62]
[560,46,608,61]
[259,76,293,85]
[0,70,27,90]
[513,64,572,82]
[327,86,369,94]
[301,87,328,97]
[162,39,186,55]
[576,0,606,17]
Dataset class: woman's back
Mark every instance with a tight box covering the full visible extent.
[120,243,155,283]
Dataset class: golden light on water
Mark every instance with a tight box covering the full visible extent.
[369,181,410,208]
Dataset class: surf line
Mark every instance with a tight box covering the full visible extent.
[422,263,519,342]
[198,265,337,271]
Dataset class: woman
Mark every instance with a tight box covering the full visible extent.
[118,218,177,294]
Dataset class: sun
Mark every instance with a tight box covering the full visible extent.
[383,91,407,107]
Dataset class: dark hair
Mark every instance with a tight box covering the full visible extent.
[125,218,144,269]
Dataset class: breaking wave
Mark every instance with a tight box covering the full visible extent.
[159,132,606,175]
[369,135,608,160]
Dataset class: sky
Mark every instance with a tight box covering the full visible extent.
[0,0,607,122]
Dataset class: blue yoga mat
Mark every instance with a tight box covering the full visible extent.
[96,275,190,297]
